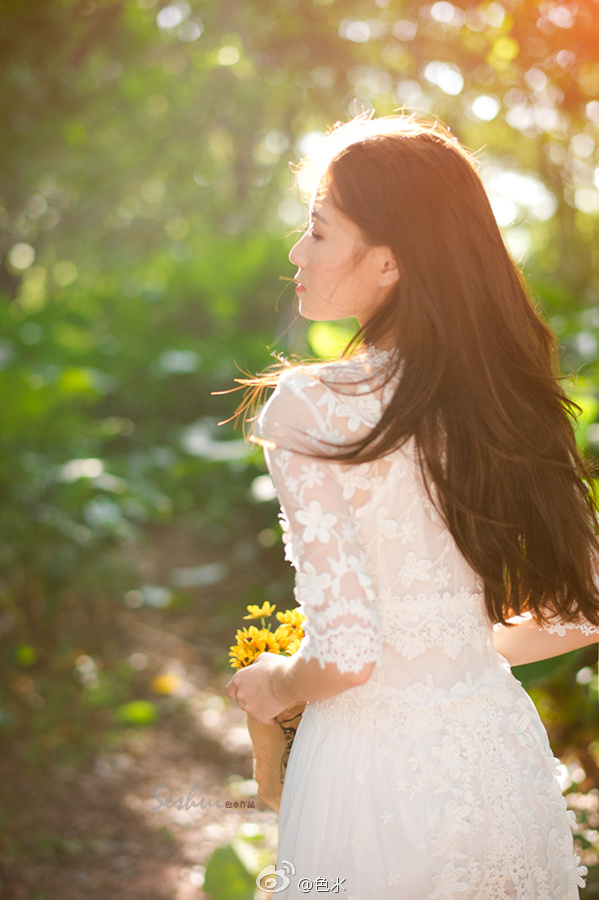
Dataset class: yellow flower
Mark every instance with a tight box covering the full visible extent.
[229,644,261,669]
[229,626,283,669]
[276,609,305,628]
[252,628,282,654]
[244,602,276,620]
[231,626,255,652]
[273,623,293,644]
[273,623,305,655]
[285,635,302,655]
[277,609,306,638]
[229,607,304,669]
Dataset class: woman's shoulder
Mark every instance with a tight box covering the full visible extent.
[277,346,395,392]
[255,348,397,452]
[254,365,340,453]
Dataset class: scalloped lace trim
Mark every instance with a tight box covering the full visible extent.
[298,622,381,675]
[543,615,599,637]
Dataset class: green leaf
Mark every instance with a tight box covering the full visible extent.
[203,843,256,900]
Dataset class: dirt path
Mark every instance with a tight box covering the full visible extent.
[0,609,278,900]
[0,521,281,900]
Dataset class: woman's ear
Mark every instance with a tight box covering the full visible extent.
[375,246,400,288]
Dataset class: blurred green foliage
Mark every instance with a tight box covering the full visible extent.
[0,0,598,888]
[204,843,257,900]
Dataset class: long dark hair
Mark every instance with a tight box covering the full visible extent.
[246,114,599,628]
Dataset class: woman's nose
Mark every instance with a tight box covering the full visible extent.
[289,233,307,266]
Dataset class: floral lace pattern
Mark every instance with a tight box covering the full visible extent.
[290,670,588,899]
[380,591,492,660]
[257,349,594,899]
[263,378,384,675]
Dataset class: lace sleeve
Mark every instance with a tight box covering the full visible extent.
[543,571,599,637]
[256,369,382,676]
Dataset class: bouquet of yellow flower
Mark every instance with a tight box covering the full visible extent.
[229,601,305,668]
[229,602,307,813]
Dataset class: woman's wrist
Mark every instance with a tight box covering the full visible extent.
[270,653,300,708]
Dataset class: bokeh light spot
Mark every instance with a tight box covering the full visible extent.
[504,227,532,263]
[464,8,486,31]
[53,261,78,287]
[556,50,575,69]
[570,134,595,159]
[394,80,430,109]
[586,101,599,126]
[547,4,574,28]
[263,130,289,155]
[208,128,234,160]
[339,20,371,42]
[278,198,305,226]
[490,196,518,227]
[492,36,519,62]
[392,20,417,40]
[61,458,104,481]
[25,195,48,219]
[339,19,386,42]
[424,61,463,95]
[485,3,506,28]
[156,2,189,30]
[8,243,36,271]
[178,20,202,42]
[141,178,166,203]
[506,104,534,133]
[574,188,599,215]
[430,2,464,27]
[217,46,240,66]
[164,216,189,241]
[471,95,500,121]
[524,68,547,92]
[484,167,557,222]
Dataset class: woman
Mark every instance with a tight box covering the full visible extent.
[225,114,599,898]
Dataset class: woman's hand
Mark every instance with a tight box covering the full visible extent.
[225,652,295,725]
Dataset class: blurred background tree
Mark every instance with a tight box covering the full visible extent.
[0,0,598,895]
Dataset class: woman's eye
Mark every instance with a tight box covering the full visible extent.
[309,230,323,242]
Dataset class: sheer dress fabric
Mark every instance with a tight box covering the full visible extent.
[256,349,598,900]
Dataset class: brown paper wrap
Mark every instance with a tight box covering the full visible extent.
[246,701,307,813]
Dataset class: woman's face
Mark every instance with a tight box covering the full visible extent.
[288,194,398,325]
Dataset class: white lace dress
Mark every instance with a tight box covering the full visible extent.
[257,350,598,900]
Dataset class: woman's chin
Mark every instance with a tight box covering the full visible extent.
[299,304,335,322]
[299,305,319,321]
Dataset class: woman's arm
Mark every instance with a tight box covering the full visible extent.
[226,372,382,724]
[225,646,374,725]
[493,614,599,667]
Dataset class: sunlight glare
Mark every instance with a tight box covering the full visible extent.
[471,95,500,121]
[424,61,464,95]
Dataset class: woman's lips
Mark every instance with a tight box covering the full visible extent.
[295,282,306,293]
